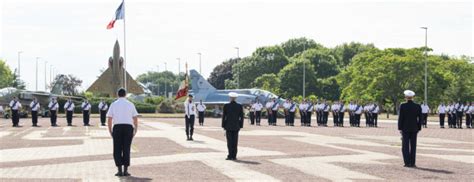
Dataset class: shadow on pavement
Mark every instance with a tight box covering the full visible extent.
[414,167,454,174]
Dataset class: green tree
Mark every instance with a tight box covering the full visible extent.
[278,58,316,98]
[280,37,323,57]
[136,71,181,96]
[331,42,376,66]
[252,73,281,95]
[232,45,289,88]
[0,60,14,88]
[208,58,239,89]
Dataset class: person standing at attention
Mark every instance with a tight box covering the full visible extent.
[107,88,139,177]
[398,90,422,168]
[222,92,244,160]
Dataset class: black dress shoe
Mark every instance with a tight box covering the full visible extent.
[123,171,131,176]
[190,137,194,141]
[115,171,123,176]
[225,157,231,160]
[404,165,409,167]
[101,124,106,126]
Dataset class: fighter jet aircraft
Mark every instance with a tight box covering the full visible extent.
[0,75,83,118]
[189,69,283,106]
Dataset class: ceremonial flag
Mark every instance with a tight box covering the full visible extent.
[106,1,125,29]
[175,63,189,100]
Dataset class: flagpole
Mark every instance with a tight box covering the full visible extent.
[123,0,127,91]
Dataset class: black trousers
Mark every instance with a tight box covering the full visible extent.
[198,112,205,125]
[349,113,353,125]
[267,110,272,124]
[355,114,361,126]
[31,111,38,125]
[255,111,261,124]
[422,113,428,126]
[451,113,457,127]
[185,115,195,136]
[338,112,344,126]
[323,112,328,124]
[372,113,378,127]
[11,110,19,126]
[466,113,472,127]
[50,110,57,125]
[289,112,295,125]
[113,124,134,167]
[316,111,320,124]
[365,113,369,126]
[439,114,445,127]
[402,131,418,166]
[284,112,288,125]
[333,112,338,126]
[456,112,463,127]
[306,112,312,126]
[300,111,306,125]
[66,111,73,124]
[249,112,255,125]
[226,130,239,159]
[100,110,107,125]
[83,110,90,125]
[272,110,277,125]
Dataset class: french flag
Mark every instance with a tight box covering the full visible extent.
[106,1,124,30]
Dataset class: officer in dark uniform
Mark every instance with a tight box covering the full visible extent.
[9,97,22,127]
[398,90,422,168]
[222,92,244,160]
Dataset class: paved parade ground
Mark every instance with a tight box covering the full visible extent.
[0,117,473,181]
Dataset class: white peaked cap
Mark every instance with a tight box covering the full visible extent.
[403,90,415,97]
[229,92,239,98]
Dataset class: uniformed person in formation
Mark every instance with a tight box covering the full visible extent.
[107,88,139,177]
[337,101,346,127]
[265,99,273,125]
[398,90,422,168]
[364,103,370,127]
[465,102,473,129]
[270,98,279,126]
[197,100,206,126]
[305,100,314,127]
[48,98,59,127]
[299,100,307,126]
[454,101,464,128]
[222,92,244,160]
[288,99,296,126]
[322,100,330,127]
[421,102,429,128]
[64,98,75,126]
[437,103,446,128]
[348,101,355,127]
[249,101,256,125]
[82,100,92,126]
[30,98,40,127]
[447,102,455,128]
[184,94,196,140]
[354,101,363,127]
[315,100,322,126]
[331,101,339,127]
[9,97,22,127]
[283,99,290,126]
[370,103,380,127]
[98,99,109,126]
[252,100,263,126]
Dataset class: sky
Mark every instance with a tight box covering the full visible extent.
[0,0,472,92]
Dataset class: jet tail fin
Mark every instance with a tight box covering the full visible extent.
[50,75,65,95]
[190,69,216,93]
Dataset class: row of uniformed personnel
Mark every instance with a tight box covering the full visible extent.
[6,97,109,127]
[248,99,381,127]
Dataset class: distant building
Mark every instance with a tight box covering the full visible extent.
[87,40,144,97]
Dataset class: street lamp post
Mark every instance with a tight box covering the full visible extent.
[421,27,428,105]
[234,47,240,89]
[177,58,181,74]
[17,51,22,78]
[35,57,40,91]
[234,47,239,58]
[303,44,306,98]
[197,53,202,73]
[44,61,48,91]
[50,65,53,86]
[164,62,167,97]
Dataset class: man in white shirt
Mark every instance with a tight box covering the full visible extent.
[370,103,380,127]
[107,88,138,177]
[265,99,274,126]
[99,99,109,126]
[288,99,297,126]
[184,94,196,141]
[9,97,22,127]
[196,100,206,126]
[82,100,92,126]
[298,100,307,126]
[348,101,354,127]
[283,99,290,126]
[64,98,75,126]
[322,100,330,127]
[437,103,446,128]
[421,102,430,128]
[249,101,256,125]
[331,101,339,127]
[454,102,464,128]
[30,98,41,127]
[447,103,454,128]
[464,102,472,129]
[354,101,363,127]
[338,101,346,127]
[270,98,279,126]
[48,97,59,127]
[252,100,263,126]
[306,100,314,127]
